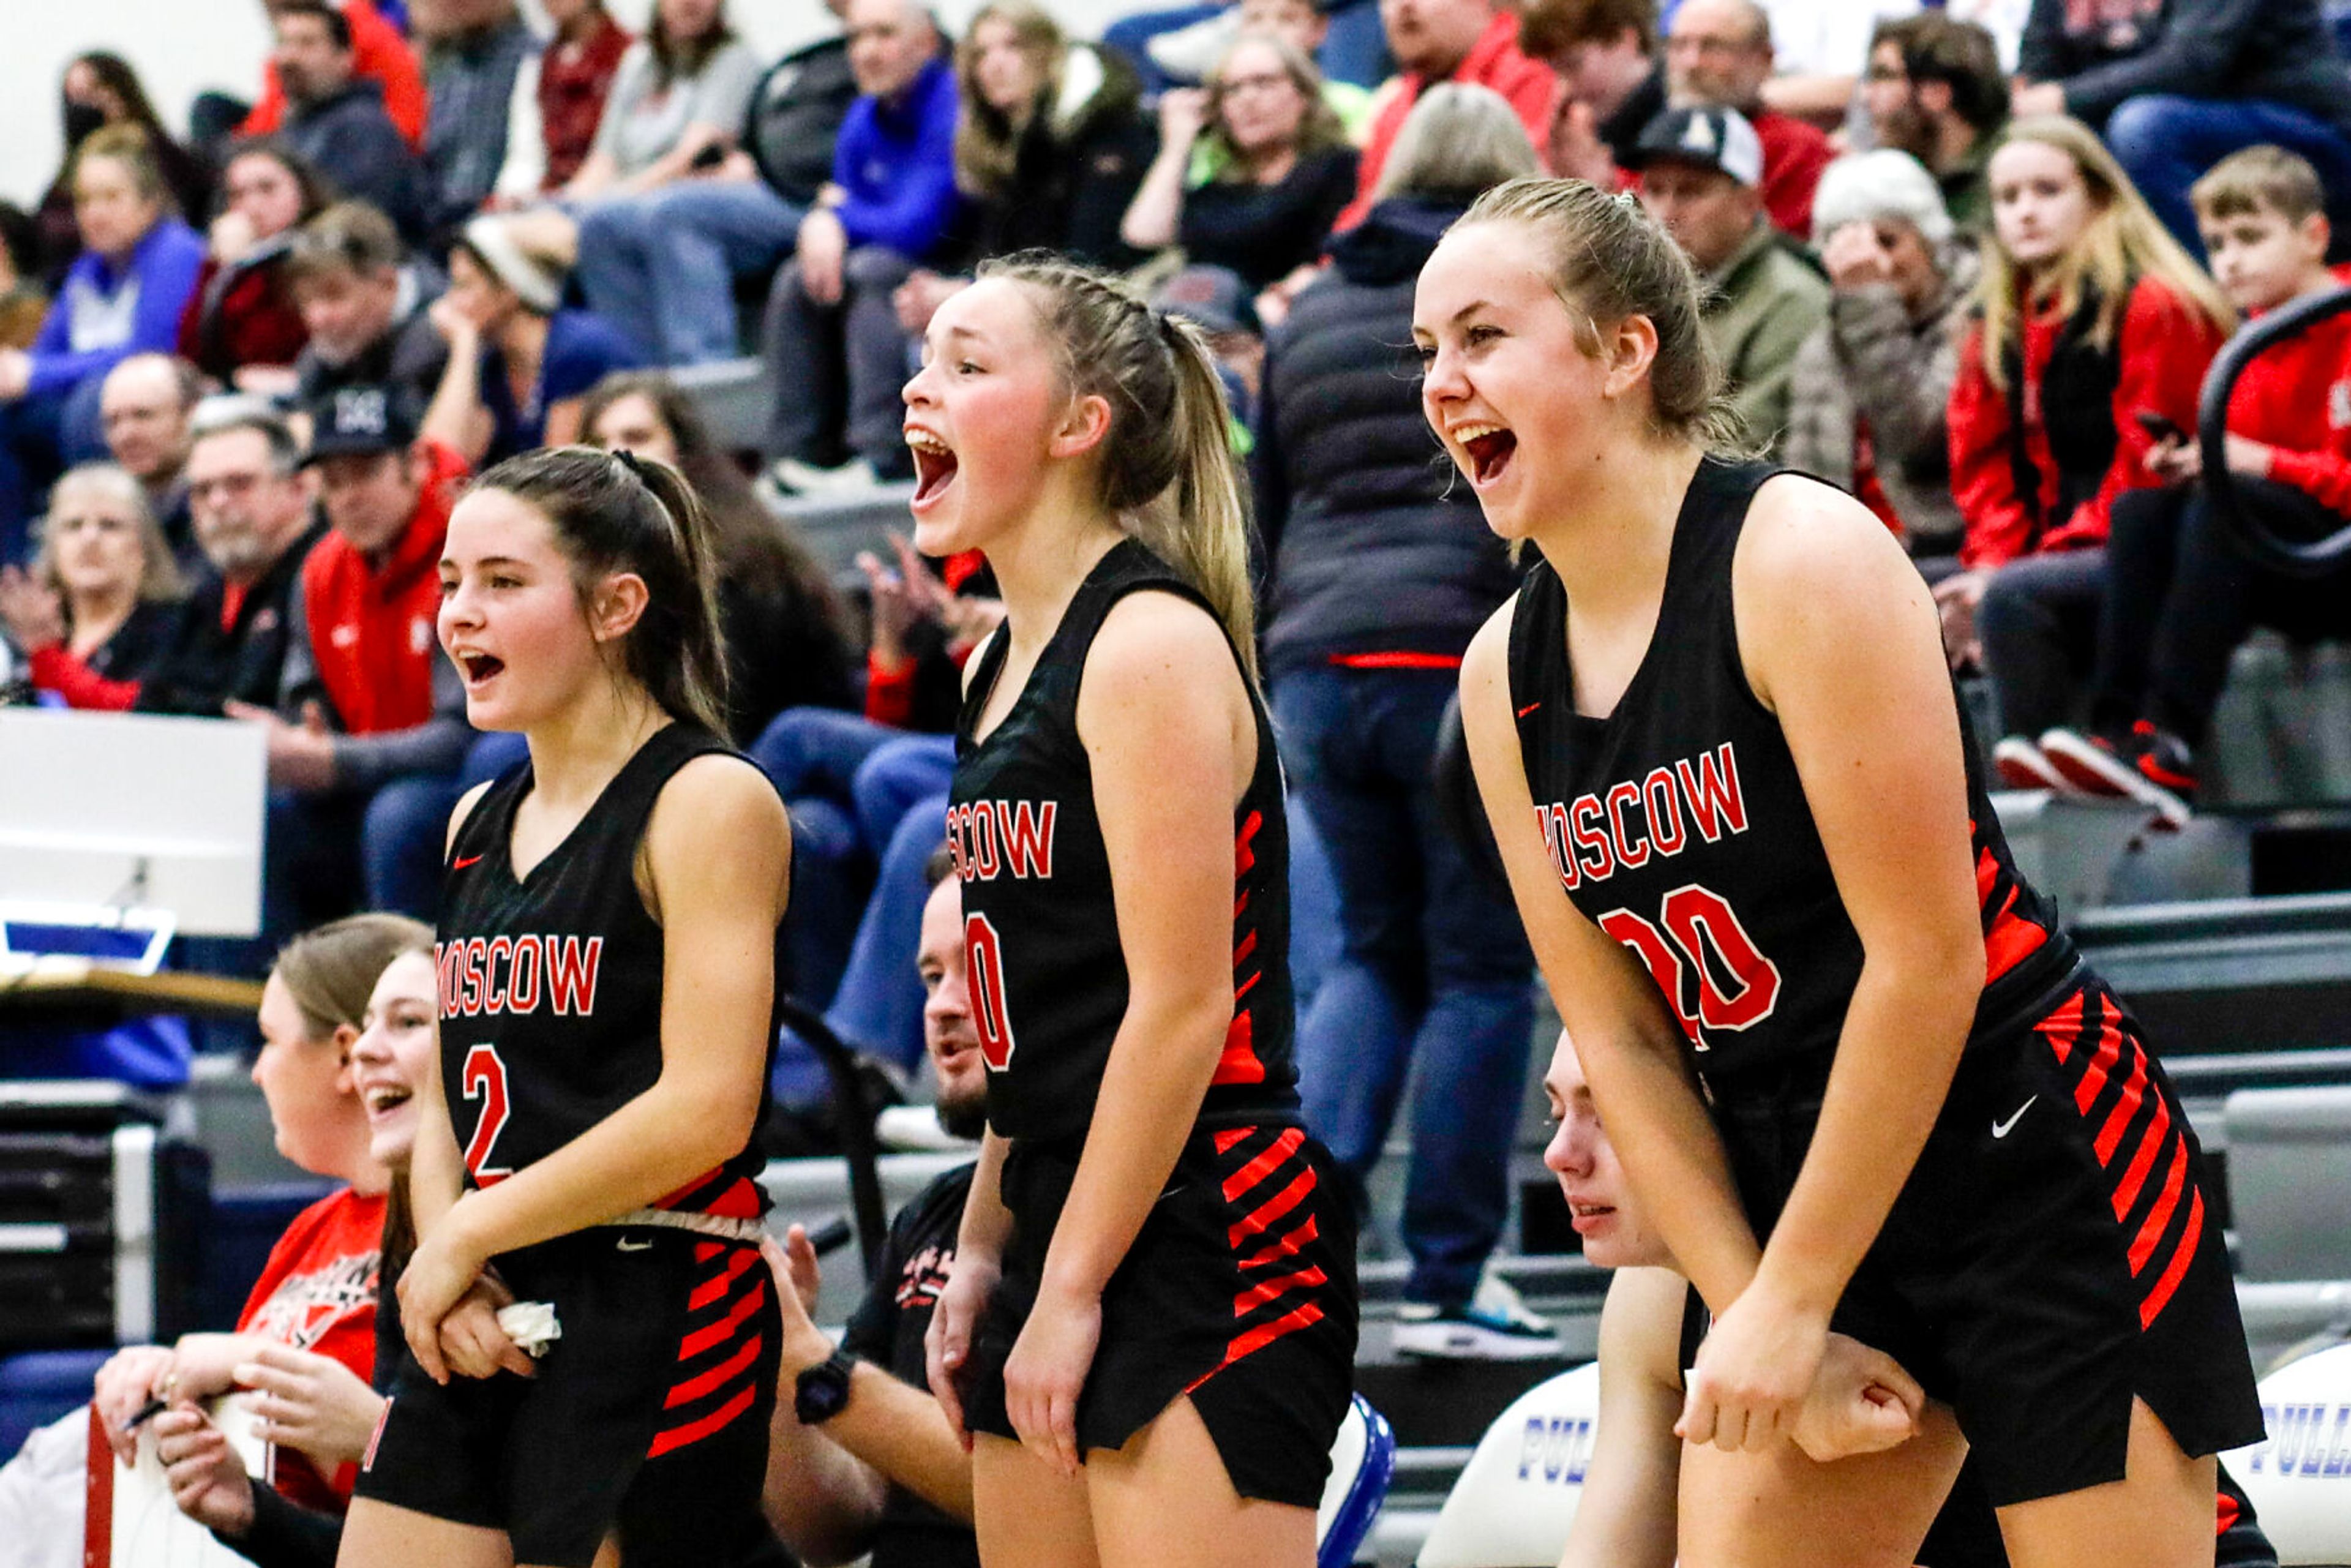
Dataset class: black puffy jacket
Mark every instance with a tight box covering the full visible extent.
[1254,195,1520,678]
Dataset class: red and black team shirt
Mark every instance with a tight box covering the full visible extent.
[950,539,1301,1146]
[1506,459,2079,1080]
[436,722,779,1220]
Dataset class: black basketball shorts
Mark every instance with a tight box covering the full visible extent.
[962,1123,1360,1508]
[1710,974,2265,1508]
[356,1225,781,1567]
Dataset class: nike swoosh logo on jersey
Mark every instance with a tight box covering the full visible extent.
[452,853,484,869]
[1517,700,1543,719]
[1992,1095,2038,1139]
[616,1236,654,1251]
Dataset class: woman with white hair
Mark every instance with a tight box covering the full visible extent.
[1782,148,1979,557]
[0,460,184,708]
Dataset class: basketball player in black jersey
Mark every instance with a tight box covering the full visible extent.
[898,254,1357,1568]
[1541,1028,2278,1568]
[1420,179,2263,1567]
[340,449,793,1568]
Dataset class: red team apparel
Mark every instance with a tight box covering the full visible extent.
[947,540,1358,1507]
[1948,276,2226,568]
[356,724,786,1568]
[237,1187,387,1512]
[1506,459,2263,1506]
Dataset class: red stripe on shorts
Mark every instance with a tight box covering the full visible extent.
[1222,1127,1306,1202]
[667,1334,763,1408]
[648,1382,758,1457]
[2140,1188,2205,1328]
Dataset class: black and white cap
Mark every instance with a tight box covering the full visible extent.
[1629,107,1766,189]
[302,383,416,463]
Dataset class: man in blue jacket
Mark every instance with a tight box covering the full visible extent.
[760,0,962,494]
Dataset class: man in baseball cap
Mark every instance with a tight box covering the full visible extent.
[238,380,472,934]
[1629,105,1826,456]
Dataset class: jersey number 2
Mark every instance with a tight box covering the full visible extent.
[1598,885,1782,1050]
[965,913,1016,1071]
[460,1043,514,1184]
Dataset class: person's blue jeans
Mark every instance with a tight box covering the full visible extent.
[0,375,108,564]
[1272,664,1537,1308]
[2104,95,2351,257]
[575,179,806,366]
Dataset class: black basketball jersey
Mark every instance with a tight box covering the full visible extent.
[1506,459,2077,1079]
[436,722,778,1221]
[950,539,1300,1145]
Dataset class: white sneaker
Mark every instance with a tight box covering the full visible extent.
[767,456,882,498]
[1392,1275,1564,1360]
[1991,735,2068,793]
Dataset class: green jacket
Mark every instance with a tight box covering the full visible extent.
[1702,220,1831,456]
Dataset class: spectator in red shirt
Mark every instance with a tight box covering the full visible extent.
[1663,0,1829,239]
[2039,146,2351,823]
[0,463,184,707]
[243,0,431,150]
[1941,117,2234,786]
[178,141,334,397]
[66,915,428,1525]
[1329,0,1557,234]
[238,384,470,934]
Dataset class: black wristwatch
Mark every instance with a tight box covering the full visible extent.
[793,1348,858,1425]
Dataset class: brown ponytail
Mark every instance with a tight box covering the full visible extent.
[983,252,1261,682]
[473,446,733,738]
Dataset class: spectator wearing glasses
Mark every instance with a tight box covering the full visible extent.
[1122,34,1358,294]
[238,384,470,931]
[0,463,185,710]
[127,402,326,719]
[1662,0,1831,239]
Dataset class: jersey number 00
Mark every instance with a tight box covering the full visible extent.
[1599,885,1782,1051]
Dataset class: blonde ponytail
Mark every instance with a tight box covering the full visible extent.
[984,252,1262,683]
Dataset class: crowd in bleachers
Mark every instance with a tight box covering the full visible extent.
[7,0,2351,1354]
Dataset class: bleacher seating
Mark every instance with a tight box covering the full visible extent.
[2227,1087,2351,1282]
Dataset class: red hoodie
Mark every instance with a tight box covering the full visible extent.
[242,0,429,149]
[300,440,465,734]
[1948,275,2225,569]
[2228,278,2351,516]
